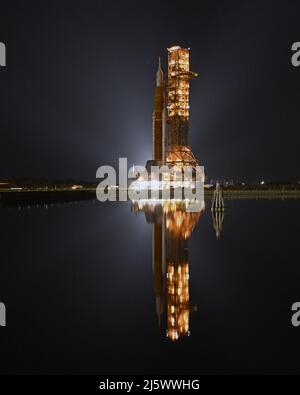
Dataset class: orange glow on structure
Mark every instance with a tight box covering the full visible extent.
[166,46,199,169]
[167,47,190,119]
[167,261,190,341]
[131,199,204,342]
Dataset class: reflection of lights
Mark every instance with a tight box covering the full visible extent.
[166,261,190,342]
[131,195,203,343]
[132,198,205,213]
[130,178,198,192]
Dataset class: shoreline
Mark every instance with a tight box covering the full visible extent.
[0,187,299,208]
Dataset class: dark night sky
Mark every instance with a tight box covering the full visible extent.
[0,0,299,182]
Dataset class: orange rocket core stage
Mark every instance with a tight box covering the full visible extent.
[152,60,164,162]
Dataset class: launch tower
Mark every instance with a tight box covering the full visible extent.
[165,46,199,170]
[149,46,199,173]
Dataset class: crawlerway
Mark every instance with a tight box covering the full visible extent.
[99,380,134,393]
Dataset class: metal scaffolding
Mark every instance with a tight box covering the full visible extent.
[166,46,199,170]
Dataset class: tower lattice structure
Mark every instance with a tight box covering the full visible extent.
[165,46,199,171]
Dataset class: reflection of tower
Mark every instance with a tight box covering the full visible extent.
[131,200,204,341]
[212,210,225,239]
[165,46,199,170]
[164,205,202,341]
[211,183,225,239]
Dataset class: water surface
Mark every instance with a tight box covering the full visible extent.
[0,199,299,374]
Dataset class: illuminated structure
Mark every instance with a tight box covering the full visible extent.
[131,199,204,341]
[165,46,199,170]
[148,46,200,173]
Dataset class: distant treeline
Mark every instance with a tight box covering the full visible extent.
[220,183,300,191]
[0,178,299,191]
[0,178,97,188]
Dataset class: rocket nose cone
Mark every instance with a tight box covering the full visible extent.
[156,57,163,87]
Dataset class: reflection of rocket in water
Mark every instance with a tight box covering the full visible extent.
[153,220,165,325]
[132,200,204,341]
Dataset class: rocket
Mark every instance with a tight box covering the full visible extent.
[152,57,166,164]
